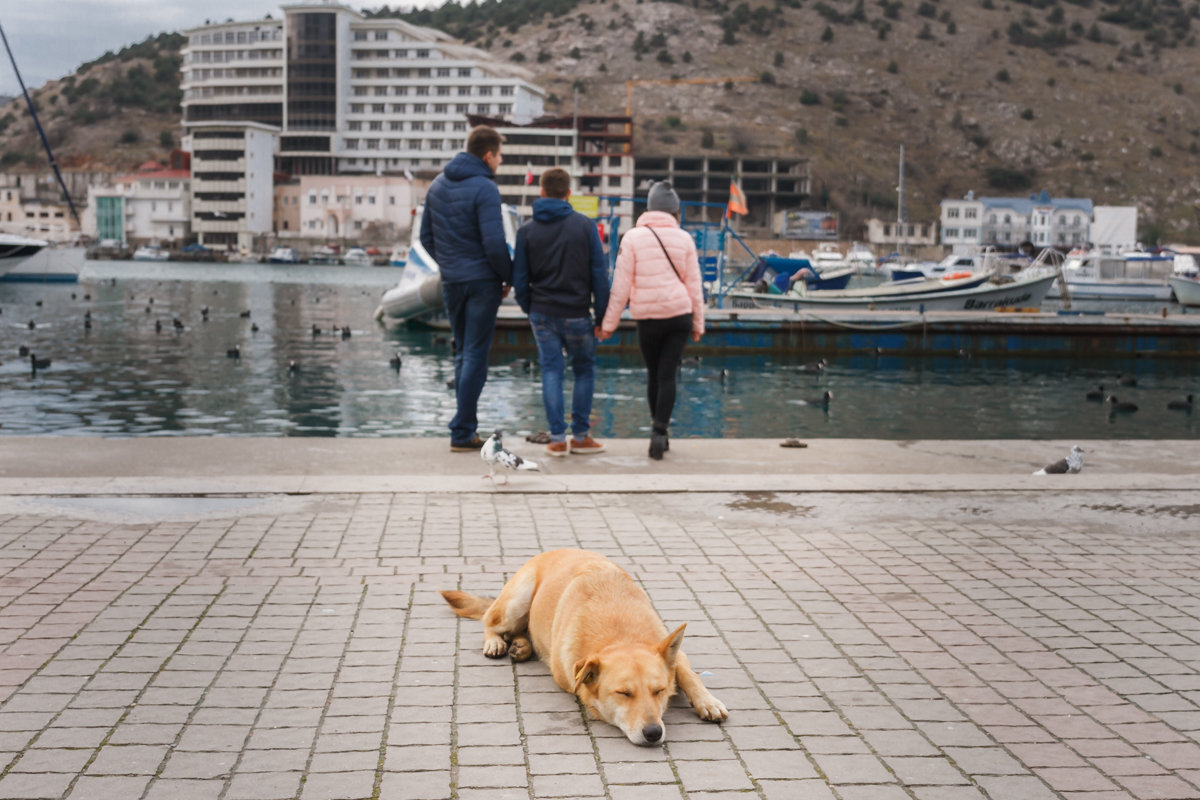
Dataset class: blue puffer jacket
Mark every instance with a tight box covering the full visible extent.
[418,152,513,285]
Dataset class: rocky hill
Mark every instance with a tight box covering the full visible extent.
[3,1,1199,242]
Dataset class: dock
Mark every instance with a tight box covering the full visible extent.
[493,306,1200,358]
[1,437,1199,800]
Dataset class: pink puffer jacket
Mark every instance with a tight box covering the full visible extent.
[600,211,705,338]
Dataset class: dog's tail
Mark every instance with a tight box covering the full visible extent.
[439,590,494,620]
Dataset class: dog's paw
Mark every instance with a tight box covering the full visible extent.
[482,635,509,658]
[693,694,729,722]
[508,635,533,662]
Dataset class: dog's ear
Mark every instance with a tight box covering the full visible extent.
[571,657,600,693]
[657,623,687,668]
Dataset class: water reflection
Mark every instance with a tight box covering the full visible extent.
[0,263,1197,439]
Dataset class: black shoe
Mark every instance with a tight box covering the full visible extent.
[450,436,485,452]
[649,432,667,461]
[663,433,669,452]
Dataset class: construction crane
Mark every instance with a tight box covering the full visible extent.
[624,76,760,116]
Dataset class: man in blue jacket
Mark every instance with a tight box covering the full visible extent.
[512,168,609,457]
[420,126,513,451]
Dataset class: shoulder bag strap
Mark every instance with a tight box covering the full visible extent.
[645,227,685,284]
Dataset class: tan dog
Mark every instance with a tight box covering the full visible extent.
[441,549,728,745]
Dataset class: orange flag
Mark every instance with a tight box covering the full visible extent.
[727,181,748,218]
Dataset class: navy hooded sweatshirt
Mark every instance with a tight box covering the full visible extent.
[511,197,609,321]
[418,152,513,285]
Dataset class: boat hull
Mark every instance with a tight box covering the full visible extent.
[1046,279,1172,301]
[1169,275,1200,307]
[728,273,1058,312]
[373,244,444,322]
[0,235,49,276]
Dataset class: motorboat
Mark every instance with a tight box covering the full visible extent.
[844,242,878,274]
[375,204,521,324]
[728,271,1058,312]
[1169,275,1200,307]
[132,243,171,261]
[1043,247,1175,300]
[308,245,340,265]
[0,233,49,276]
[268,246,300,264]
[342,247,372,267]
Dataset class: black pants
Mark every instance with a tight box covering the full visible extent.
[635,314,692,433]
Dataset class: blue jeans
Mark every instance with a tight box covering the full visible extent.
[529,311,596,441]
[442,279,504,444]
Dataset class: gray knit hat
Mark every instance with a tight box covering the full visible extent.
[646,181,680,214]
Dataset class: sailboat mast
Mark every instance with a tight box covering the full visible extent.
[897,144,907,259]
[0,22,82,228]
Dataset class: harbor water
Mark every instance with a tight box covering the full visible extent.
[1,262,1197,440]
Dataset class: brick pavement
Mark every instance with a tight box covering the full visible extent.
[0,488,1198,800]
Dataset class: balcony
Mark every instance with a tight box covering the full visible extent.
[193,199,244,215]
[193,159,244,172]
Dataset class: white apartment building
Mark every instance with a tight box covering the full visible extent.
[179,1,545,178]
[83,161,192,245]
[941,190,1093,251]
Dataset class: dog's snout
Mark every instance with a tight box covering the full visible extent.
[642,723,663,744]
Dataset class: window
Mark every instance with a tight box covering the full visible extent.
[374,87,387,96]
[947,208,959,219]
[478,86,493,96]
[431,121,444,131]
[458,67,471,77]
[354,32,367,41]
[965,208,977,219]
[413,103,427,113]
[351,104,364,113]
[392,104,406,113]
[354,87,367,96]
[369,121,382,131]
[498,104,512,114]
[415,86,429,96]
[416,49,429,58]
[458,86,471,96]
[944,228,958,238]
[476,104,490,114]
[1003,214,1011,224]
[394,50,407,59]
[455,104,468,113]
[411,121,424,131]
[500,86,514,96]
[374,31,387,41]
[348,121,362,131]
[1058,215,1066,226]
[436,86,450,96]
[437,68,451,77]
[433,104,447,114]
[373,104,386,113]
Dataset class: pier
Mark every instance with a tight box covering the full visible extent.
[1,438,1198,800]
[493,306,1200,358]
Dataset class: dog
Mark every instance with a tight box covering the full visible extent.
[441,549,728,745]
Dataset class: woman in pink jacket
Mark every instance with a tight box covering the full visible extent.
[599,181,705,460]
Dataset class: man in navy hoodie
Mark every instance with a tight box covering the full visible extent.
[512,168,609,457]
[420,126,513,451]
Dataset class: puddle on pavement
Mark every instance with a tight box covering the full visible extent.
[726,492,813,517]
[1081,503,1200,520]
[4,494,323,523]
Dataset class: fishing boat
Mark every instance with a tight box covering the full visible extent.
[750,253,855,292]
[374,203,522,324]
[1169,275,1200,307]
[728,271,1058,312]
[0,233,49,276]
[1045,247,1175,300]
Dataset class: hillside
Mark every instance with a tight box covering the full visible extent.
[3,1,1199,242]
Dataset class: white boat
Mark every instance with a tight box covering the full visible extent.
[802,243,850,272]
[342,247,371,267]
[728,271,1058,312]
[845,242,878,274]
[1169,275,1200,307]
[888,251,1008,282]
[1045,248,1175,300]
[388,244,409,267]
[374,204,521,324]
[0,233,50,276]
[268,247,300,264]
[132,244,171,262]
[308,245,340,265]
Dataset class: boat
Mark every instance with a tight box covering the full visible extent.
[750,253,855,292]
[342,247,371,267]
[388,244,409,267]
[132,243,171,261]
[728,271,1058,312]
[1044,247,1175,300]
[309,245,340,265]
[845,242,878,274]
[1169,275,1200,307]
[375,203,521,324]
[0,233,49,276]
[268,246,300,264]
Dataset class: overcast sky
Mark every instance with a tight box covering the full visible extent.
[0,1,437,98]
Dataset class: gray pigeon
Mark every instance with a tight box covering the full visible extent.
[1033,445,1084,475]
[481,430,539,485]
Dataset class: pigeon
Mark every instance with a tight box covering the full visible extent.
[288,360,300,374]
[239,310,251,318]
[799,358,827,373]
[1107,395,1138,413]
[1167,394,1194,411]
[1034,445,1084,475]
[389,352,403,370]
[226,346,240,359]
[1085,384,1105,401]
[155,320,163,333]
[1117,374,1137,386]
[29,353,51,371]
[480,430,539,485]
[250,323,259,333]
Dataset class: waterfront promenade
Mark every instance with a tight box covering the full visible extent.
[1,438,1198,800]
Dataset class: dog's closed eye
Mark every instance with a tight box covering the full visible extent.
[617,690,632,697]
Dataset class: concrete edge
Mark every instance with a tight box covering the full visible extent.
[0,474,1195,496]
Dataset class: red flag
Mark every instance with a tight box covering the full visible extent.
[525,164,535,186]
[726,181,748,218]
